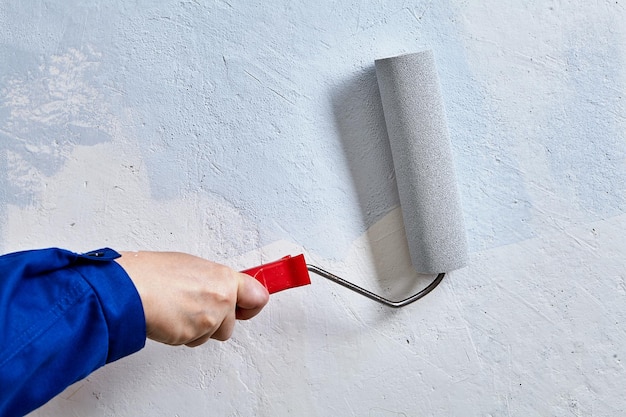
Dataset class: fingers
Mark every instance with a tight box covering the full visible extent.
[118,251,270,348]
[187,273,269,346]
[183,270,269,347]
[235,272,270,321]
[185,313,236,346]
[185,333,211,347]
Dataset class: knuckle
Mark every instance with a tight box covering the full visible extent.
[196,313,218,333]
[213,321,234,341]
[213,330,232,341]
[212,288,231,304]
[179,328,198,345]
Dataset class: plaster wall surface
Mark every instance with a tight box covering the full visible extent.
[1,1,625,415]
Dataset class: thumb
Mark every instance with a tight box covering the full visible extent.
[235,272,270,320]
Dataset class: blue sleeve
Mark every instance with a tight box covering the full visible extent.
[0,247,146,417]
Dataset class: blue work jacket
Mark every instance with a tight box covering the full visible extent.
[0,248,146,416]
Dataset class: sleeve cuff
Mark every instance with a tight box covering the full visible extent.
[73,249,147,363]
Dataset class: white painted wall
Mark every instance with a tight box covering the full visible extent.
[1,1,624,415]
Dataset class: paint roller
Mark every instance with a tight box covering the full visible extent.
[243,50,468,307]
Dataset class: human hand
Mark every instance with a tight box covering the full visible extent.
[115,251,269,347]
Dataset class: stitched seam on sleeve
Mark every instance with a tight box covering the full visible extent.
[0,281,90,370]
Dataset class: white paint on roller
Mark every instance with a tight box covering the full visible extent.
[375,50,468,273]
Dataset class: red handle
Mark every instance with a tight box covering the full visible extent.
[242,254,311,294]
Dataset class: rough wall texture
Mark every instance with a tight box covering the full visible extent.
[1,1,625,415]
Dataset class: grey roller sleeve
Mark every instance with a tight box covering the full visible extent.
[375,50,468,274]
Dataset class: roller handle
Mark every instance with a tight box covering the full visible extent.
[242,254,311,294]
[242,254,443,307]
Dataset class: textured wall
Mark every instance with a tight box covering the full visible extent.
[1,1,625,415]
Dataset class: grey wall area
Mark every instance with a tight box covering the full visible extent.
[1,1,625,416]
